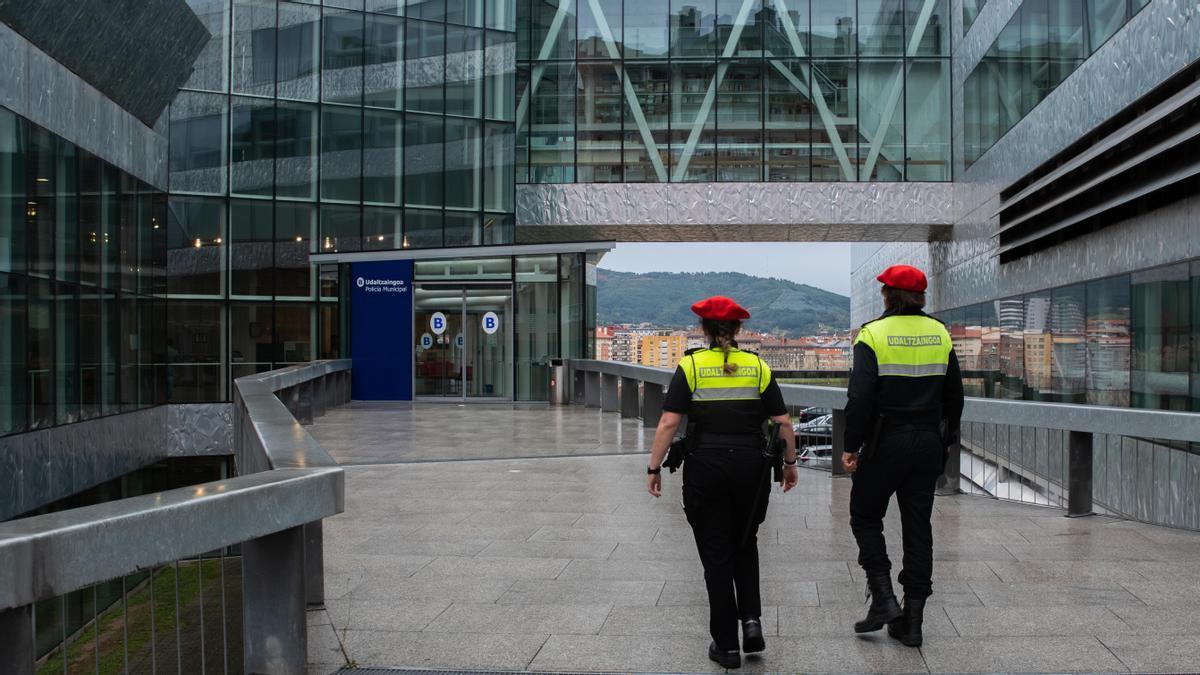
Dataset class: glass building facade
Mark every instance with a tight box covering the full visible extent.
[166,0,519,402]
[962,0,1150,165]
[515,0,953,183]
[936,260,1200,415]
[0,108,168,437]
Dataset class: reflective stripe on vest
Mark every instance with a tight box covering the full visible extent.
[855,314,952,377]
[680,348,773,400]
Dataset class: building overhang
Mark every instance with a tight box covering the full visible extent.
[309,241,616,264]
[515,182,955,243]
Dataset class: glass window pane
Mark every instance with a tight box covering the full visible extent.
[516,255,558,400]
[167,197,227,297]
[168,301,226,402]
[410,0,448,22]
[486,0,517,30]
[366,13,405,109]
[231,302,274,380]
[405,113,445,206]
[810,0,855,56]
[531,0,574,60]
[626,0,669,56]
[485,31,517,120]
[1086,275,1130,406]
[1022,291,1052,400]
[1087,0,1128,49]
[79,161,122,291]
[364,206,404,249]
[364,109,404,206]
[810,59,856,180]
[906,0,948,56]
[275,304,313,364]
[670,61,716,182]
[1131,265,1191,411]
[169,92,228,195]
[579,0,621,58]
[323,9,366,105]
[857,59,903,181]
[716,60,762,181]
[276,101,320,200]
[1050,284,1086,403]
[529,62,575,183]
[484,122,515,211]
[445,211,480,246]
[623,61,669,182]
[321,105,363,203]
[231,97,276,197]
[483,212,514,244]
[407,20,447,114]
[276,203,316,298]
[996,296,1025,399]
[671,0,716,57]
[185,0,232,92]
[858,0,904,55]
[55,283,78,424]
[447,0,485,27]
[447,26,485,117]
[404,208,444,247]
[0,109,25,276]
[446,118,483,208]
[278,2,322,101]
[577,63,623,182]
[27,278,53,428]
[320,204,363,252]
[367,0,405,15]
[232,0,277,97]
[717,0,763,57]
[905,58,950,180]
[230,200,274,297]
[765,0,809,58]
[0,273,26,434]
[765,59,812,181]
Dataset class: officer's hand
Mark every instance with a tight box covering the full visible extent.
[782,465,798,493]
[647,473,662,498]
[842,451,859,473]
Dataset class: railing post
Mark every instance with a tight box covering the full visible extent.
[1068,430,1094,517]
[243,525,308,675]
[0,605,34,675]
[831,408,847,477]
[601,373,620,413]
[620,377,640,418]
[643,383,664,428]
[584,371,601,408]
[304,521,326,607]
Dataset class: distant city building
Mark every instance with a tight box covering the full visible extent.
[640,334,688,368]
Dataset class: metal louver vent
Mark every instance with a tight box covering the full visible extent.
[996,60,1200,263]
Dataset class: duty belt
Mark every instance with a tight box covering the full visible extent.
[694,432,764,450]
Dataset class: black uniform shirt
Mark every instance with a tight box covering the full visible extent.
[662,346,788,435]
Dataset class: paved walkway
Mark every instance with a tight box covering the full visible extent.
[307,404,1200,674]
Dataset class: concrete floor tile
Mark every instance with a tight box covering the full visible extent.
[778,604,958,638]
[944,605,1130,637]
[599,605,779,637]
[921,636,1127,673]
[559,558,704,581]
[528,634,721,673]
[349,574,515,601]
[1117,579,1200,606]
[967,580,1144,607]
[424,555,570,579]
[425,602,613,634]
[529,524,660,543]
[307,623,347,666]
[340,630,549,670]
[477,539,618,559]
[333,598,452,632]
[1108,605,1200,635]
[739,636,929,673]
[661,581,819,607]
[1099,633,1200,673]
[498,579,665,606]
[818,580,982,607]
[986,560,1140,583]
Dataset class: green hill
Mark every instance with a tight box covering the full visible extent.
[597,270,850,335]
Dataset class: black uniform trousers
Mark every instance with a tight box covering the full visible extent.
[849,424,944,599]
[682,444,770,651]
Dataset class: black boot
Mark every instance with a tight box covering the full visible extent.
[741,618,765,653]
[708,641,741,669]
[887,595,926,647]
[853,573,903,633]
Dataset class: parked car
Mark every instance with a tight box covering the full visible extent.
[797,444,833,469]
[794,415,833,463]
[795,406,832,424]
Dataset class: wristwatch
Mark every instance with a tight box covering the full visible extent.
[647,466,661,475]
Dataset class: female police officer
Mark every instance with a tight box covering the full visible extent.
[646,296,798,669]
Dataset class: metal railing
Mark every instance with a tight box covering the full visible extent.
[0,360,351,675]
[570,359,1200,520]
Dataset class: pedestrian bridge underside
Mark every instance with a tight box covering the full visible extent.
[306,401,1200,674]
[515,182,954,243]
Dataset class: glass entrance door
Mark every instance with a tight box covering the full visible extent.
[414,284,512,400]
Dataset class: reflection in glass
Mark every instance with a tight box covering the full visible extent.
[625,0,670,57]
[231,97,275,197]
[323,9,366,104]
[447,26,485,117]
[169,92,228,195]
[319,204,363,253]
[670,61,717,181]
[446,119,483,208]
[485,31,517,120]
[278,2,322,100]
[363,109,404,206]
[407,20,447,113]
[275,304,314,363]
[276,102,320,200]
[484,122,515,211]
[717,61,763,181]
[623,62,670,182]
[405,208,444,247]
[530,63,576,182]
[1050,284,1086,403]
[578,0,622,58]
[577,63,624,182]
[321,105,363,203]
[1132,266,1191,411]
[765,59,811,180]
[230,200,274,298]
[231,303,274,380]
[364,207,404,249]
[276,203,316,297]
[406,114,445,207]
[856,59,903,181]
[365,13,405,108]
[167,197,226,297]
[1086,275,1130,406]
[232,0,277,97]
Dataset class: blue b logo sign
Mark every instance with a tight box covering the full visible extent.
[482,311,500,335]
[430,311,447,335]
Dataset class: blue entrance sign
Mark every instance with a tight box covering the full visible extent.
[351,260,414,400]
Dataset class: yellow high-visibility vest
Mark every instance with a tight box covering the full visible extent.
[855,314,953,376]
[679,348,773,400]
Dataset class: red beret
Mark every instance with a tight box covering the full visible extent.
[691,296,750,321]
[876,265,928,292]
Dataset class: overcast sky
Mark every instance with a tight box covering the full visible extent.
[599,243,853,296]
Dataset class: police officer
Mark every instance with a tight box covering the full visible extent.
[646,296,798,669]
[842,265,964,648]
